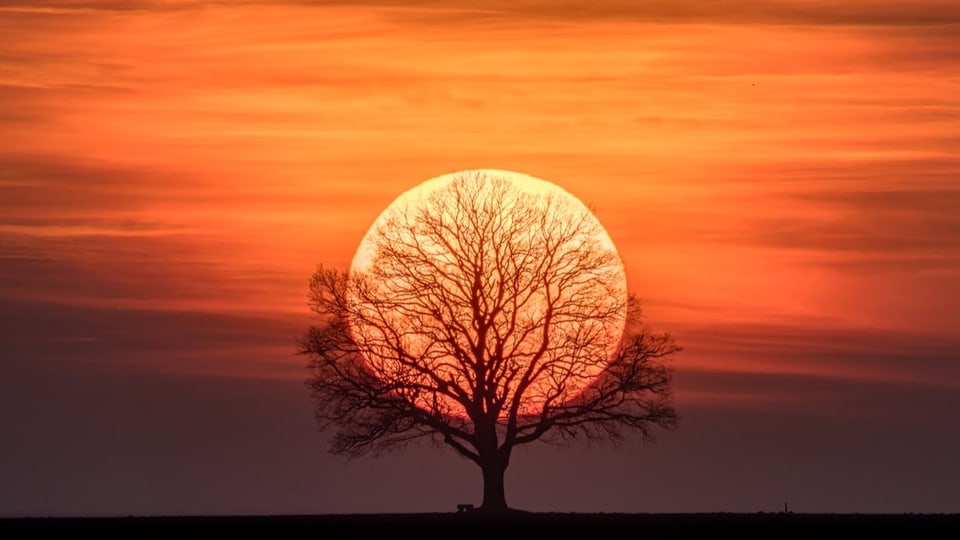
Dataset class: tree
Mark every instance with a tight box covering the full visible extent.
[300,170,679,512]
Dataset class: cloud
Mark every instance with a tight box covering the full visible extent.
[0,296,306,378]
[753,189,960,254]
[699,157,960,277]
[0,0,199,12]
[5,1,960,26]
[0,153,166,216]
[673,319,960,389]
[303,1,960,27]
[676,367,960,412]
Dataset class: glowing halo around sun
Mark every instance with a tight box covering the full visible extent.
[347,169,628,419]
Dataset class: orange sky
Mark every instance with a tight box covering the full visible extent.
[2,0,959,406]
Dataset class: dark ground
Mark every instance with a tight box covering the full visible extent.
[3,513,959,538]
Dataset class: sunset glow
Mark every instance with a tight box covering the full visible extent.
[3,1,960,515]
[2,1,958,392]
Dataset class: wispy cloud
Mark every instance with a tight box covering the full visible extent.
[750,189,960,253]
[676,319,960,385]
[292,1,960,27]
[1,295,305,377]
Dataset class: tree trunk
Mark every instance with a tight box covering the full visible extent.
[480,458,508,512]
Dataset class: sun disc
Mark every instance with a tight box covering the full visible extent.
[348,169,628,418]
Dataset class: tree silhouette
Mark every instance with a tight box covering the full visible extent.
[300,171,679,512]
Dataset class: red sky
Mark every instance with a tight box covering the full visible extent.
[2,0,959,515]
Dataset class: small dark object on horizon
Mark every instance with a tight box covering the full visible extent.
[457,504,475,513]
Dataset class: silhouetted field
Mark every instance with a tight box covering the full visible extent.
[3,512,959,537]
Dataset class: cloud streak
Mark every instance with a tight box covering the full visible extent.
[89,1,960,26]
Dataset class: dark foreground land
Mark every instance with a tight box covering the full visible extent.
[3,512,959,538]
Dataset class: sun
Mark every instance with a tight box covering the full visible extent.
[347,169,628,418]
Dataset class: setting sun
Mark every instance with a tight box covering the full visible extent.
[345,170,629,418]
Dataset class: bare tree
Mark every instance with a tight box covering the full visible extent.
[300,171,679,512]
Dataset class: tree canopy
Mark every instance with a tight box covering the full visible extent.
[301,170,679,511]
